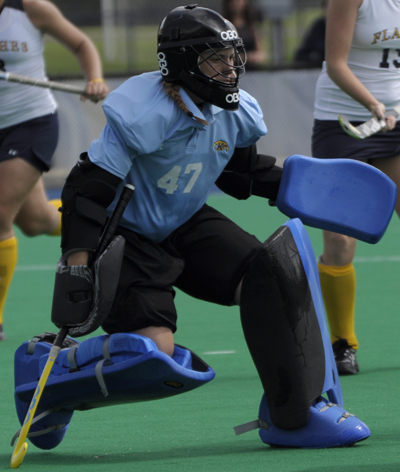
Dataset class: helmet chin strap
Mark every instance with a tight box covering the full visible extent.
[183,87,205,106]
[177,70,240,111]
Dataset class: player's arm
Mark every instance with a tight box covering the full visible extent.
[60,153,123,262]
[52,154,127,336]
[215,144,282,203]
[23,0,108,101]
[325,0,394,128]
[325,0,373,109]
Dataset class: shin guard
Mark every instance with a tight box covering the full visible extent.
[237,218,370,447]
[240,218,342,430]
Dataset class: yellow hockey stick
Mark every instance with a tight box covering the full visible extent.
[10,330,66,469]
[10,183,134,469]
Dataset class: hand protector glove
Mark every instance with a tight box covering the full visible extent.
[51,235,125,337]
[215,154,283,205]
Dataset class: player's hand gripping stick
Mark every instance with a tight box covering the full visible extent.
[338,105,400,139]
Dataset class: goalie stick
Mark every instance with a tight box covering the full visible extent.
[10,183,135,469]
[0,71,87,96]
[338,105,400,139]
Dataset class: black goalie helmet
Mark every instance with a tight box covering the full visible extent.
[157,4,246,111]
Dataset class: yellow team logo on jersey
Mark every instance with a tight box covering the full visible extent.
[213,140,229,151]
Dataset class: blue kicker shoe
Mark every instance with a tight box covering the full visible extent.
[234,394,370,449]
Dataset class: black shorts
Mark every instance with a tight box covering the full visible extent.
[0,113,59,172]
[312,119,400,162]
[102,204,262,334]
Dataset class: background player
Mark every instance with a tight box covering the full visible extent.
[312,0,400,374]
[0,0,108,340]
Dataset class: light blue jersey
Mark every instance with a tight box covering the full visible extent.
[89,71,267,242]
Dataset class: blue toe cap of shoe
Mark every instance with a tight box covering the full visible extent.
[258,395,371,449]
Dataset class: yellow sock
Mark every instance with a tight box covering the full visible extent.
[318,261,358,349]
[0,236,18,326]
[48,199,62,236]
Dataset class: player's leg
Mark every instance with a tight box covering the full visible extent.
[318,230,359,374]
[171,205,369,447]
[101,226,180,356]
[0,113,59,339]
[372,154,400,217]
[311,121,365,374]
[239,222,335,428]
[316,153,400,375]
[11,113,61,236]
[14,177,61,236]
[238,219,369,447]
[311,122,400,375]
[173,209,322,414]
[0,158,43,339]
[134,326,175,356]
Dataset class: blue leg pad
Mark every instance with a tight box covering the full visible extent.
[283,218,342,406]
[256,219,369,447]
[276,155,397,243]
[14,333,215,450]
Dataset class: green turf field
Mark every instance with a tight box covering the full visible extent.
[1,193,399,471]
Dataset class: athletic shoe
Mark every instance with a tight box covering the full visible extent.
[0,324,5,341]
[332,339,359,375]
[258,394,370,448]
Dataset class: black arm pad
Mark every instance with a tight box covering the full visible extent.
[61,153,123,255]
[216,145,283,202]
[252,177,282,202]
[225,145,277,175]
[224,144,257,173]
[250,161,283,201]
[249,155,281,181]
[215,172,252,200]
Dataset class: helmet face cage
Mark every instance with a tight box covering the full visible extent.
[157,6,247,110]
[188,39,246,89]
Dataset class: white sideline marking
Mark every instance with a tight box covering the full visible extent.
[16,265,56,272]
[202,350,236,355]
[15,256,400,273]
[354,256,400,263]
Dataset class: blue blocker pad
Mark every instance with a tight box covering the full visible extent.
[234,219,370,448]
[13,333,215,450]
[276,155,397,243]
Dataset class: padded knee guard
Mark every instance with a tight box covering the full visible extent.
[240,218,342,430]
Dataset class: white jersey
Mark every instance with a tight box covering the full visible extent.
[0,0,57,129]
[314,0,400,121]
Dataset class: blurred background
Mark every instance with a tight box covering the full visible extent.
[43,0,327,187]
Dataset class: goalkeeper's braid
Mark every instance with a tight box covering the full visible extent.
[163,82,209,126]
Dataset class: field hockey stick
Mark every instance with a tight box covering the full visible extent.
[10,183,135,470]
[0,70,87,95]
[338,105,400,139]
